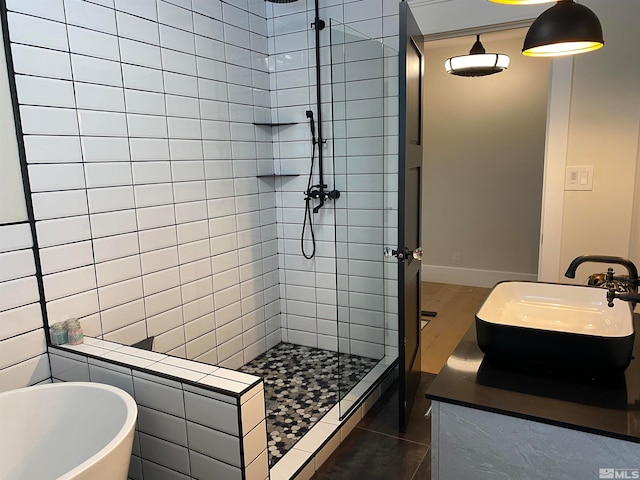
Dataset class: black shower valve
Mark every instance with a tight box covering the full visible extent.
[304,185,324,200]
[304,185,340,202]
[327,189,340,200]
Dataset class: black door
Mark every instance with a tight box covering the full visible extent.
[398,1,423,432]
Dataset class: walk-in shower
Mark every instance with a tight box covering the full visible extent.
[0,0,400,475]
[239,8,399,466]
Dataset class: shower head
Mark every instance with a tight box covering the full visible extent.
[265,0,298,3]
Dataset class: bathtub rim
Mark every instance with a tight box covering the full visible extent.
[0,381,137,480]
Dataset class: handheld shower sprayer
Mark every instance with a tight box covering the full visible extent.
[305,110,316,144]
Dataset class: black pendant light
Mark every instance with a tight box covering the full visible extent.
[522,0,604,57]
[445,35,510,77]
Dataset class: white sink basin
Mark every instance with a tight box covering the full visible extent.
[478,281,634,336]
[476,281,635,371]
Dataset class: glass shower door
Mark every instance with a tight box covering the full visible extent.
[329,21,399,417]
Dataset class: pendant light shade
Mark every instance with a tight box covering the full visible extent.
[445,35,510,77]
[522,0,604,57]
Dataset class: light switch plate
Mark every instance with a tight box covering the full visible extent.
[565,165,593,191]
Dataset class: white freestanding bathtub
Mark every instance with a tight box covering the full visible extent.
[0,382,137,480]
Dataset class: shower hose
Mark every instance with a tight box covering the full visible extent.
[301,113,317,260]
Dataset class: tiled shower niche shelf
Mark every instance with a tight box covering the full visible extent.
[253,122,298,127]
[256,173,300,178]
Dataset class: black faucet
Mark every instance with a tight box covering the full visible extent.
[564,255,639,308]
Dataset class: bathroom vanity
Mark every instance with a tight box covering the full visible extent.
[426,315,640,479]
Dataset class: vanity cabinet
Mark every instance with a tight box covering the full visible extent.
[427,316,640,480]
[431,401,640,479]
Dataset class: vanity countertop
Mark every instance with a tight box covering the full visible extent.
[426,314,640,443]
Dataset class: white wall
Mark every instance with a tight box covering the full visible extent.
[558,0,640,283]
[410,0,640,285]
[631,128,640,262]
[421,30,549,287]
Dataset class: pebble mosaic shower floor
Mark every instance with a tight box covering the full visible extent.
[239,343,379,466]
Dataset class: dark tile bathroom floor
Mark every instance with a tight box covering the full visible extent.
[239,343,379,466]
[311,372,436,480]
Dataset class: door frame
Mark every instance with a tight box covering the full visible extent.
[537,57,573,282]
[398,0,424,432]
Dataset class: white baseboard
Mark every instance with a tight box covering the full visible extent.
[421,264,538,288]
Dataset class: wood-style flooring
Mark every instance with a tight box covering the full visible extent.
[420,281,491,374]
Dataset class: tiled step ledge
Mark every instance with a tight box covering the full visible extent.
[53,336,263,397]
[49,336,269,479]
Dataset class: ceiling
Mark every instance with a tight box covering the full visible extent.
[406,0,548,37]
[424,26,528,49]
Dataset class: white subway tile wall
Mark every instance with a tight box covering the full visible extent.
[270,0,398,358]
[0,223,50,392]
[48,338,268,479]
[5,0,280,369]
